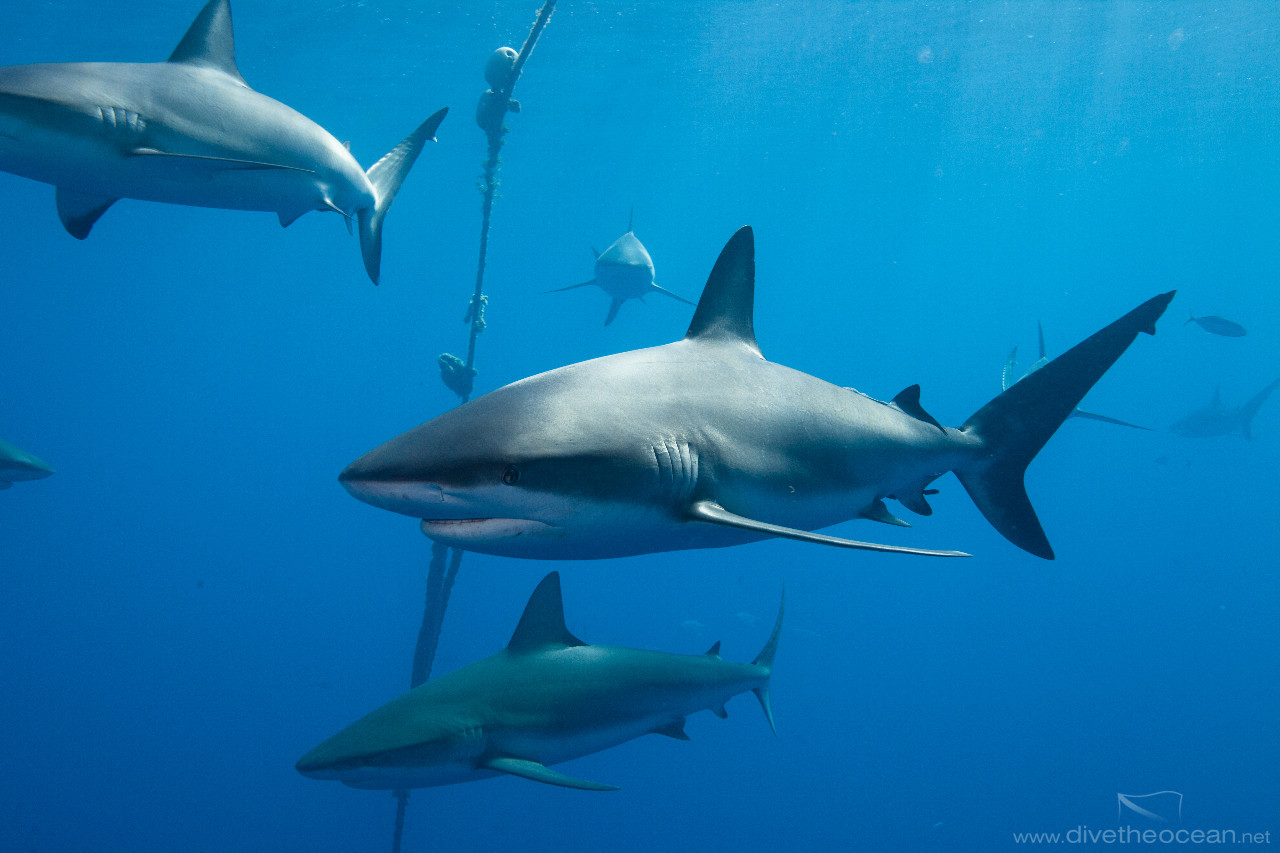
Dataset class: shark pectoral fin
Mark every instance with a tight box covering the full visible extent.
[545,280,596,293]
[650,283,697,306]
[127,148,314,173]
[483,757,619,792]
[861,499,910,527]
[604,298,625,326]
[652,718,692,740]
[55,188,118,239]
[1072,408,1152,431]
[687,500,970,558]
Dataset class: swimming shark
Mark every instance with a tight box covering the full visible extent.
[1171,377,1280,439]
[296,571,782,791]
[1003,322,1151,430]
[0,438,53,489]
[341,226,1173,560]
[548,214,694,325]
[0,0,447,284]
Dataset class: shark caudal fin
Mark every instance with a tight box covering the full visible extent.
[1238,376,1280,439]
[357,107,448,284]
[750,588,785,734]
[956,291,1175,559]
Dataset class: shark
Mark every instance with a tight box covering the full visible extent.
[0,438,53,489]
[1003,322,1151,430]
[0,0,447,284]
[341,226,1174,561]
[548,214,694,325]
[296,571,783,791]
[1170,377,1280,439]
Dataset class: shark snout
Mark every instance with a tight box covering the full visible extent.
[338,459,448,517]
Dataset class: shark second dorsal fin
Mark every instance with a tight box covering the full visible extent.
[889,385,945,433]
[168,0,247,86]
[507,572,587,654]
[684,226,760,355]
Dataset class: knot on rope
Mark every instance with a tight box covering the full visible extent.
[463,293,488,332]
[437,353,477,399]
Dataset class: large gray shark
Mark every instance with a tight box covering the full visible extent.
[0,438,53,489]
[297,571,782,791]
[1171,377,1280,439]
[549,215,694,325]
[341,227,1173,560]
[1003,322,1151,430]
[0,0,447,284]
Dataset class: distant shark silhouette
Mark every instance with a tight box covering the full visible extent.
[1171,377,1280,438]
[0,0,447,284]
[341,227,1173,560]
[1004,322,1151,430]
[0,438,53,489]
[297,571,783,791]
[548,213,694,325]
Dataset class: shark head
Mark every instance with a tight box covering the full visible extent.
[594,231,656,299]
[0,439,54,489]
[338,363,689,558]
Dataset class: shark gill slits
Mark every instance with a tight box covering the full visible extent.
[502,464,520,485]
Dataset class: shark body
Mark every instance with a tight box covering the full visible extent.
[0,438,53,489]
[549,217,694,325]
[342,227,1173,561]
[1171,377,1280,439]
[0,0,446,284]
[297,572,782,791]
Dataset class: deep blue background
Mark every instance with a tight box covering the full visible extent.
[2,2,1277,851]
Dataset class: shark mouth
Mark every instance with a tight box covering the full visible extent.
[419,517,555,541]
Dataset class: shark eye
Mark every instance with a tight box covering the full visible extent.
[502,465,520,486]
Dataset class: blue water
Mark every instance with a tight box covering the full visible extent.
[2,2,1277,850]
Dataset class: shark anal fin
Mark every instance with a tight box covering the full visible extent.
[687,500,970,558]
[711,703,729,719]
[483,756,618,791]
[653,718,691,740]
[889,385,945,433]
[55,188,118,239]
[861,498,910,527]
[127,148,314,173]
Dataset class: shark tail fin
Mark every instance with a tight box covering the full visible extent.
[1239,376,1280,439]
[751,588,785,734]
[357,107,448,284]
[955,291,1175,560]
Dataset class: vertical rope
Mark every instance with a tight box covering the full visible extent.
[392,5,557,851]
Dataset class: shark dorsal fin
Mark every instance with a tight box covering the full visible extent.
[507,572,587,654]
[168,0,247,86]
[683,226,760,354]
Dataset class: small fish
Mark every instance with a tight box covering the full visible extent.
[1186,313,1247,337]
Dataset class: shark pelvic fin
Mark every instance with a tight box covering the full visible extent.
[506,572,587,654]
[357,107,448,285]
[889,385,945,433]
[55,188,118,239]
[684,226,760,354]
[687,500,969,557]
[653,718,692,740]
[862,498,910,527]
[167,0,247,86]
[604,297,625,326]
[957,291,1175,559]
[483,756,619,792]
